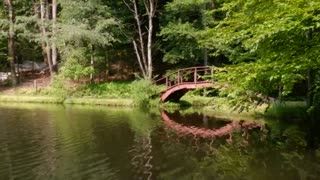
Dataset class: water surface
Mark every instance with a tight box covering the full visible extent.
[0,103,319,180]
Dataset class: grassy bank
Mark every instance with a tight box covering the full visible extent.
[0,80,311,122]
[0,95,134,107]
[0,94,311,123]
[64,97,134,106]
[263,101,309,121]
[0,95,64,104]
[0,80,155,107]
[162,95,311,122]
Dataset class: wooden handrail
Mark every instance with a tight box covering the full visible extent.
[154,66,215,89]
[154,66,210,83]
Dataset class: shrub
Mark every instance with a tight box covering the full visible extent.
[264,101,308,121]
[130,79,160,108]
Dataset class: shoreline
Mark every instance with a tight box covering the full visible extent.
[0,95,135,107]
[0,95,308,122]
[0,95,266,120]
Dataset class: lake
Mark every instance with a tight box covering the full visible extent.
[0,103,319,180]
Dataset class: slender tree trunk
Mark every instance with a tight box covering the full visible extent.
[45,0,50,19]
[307,69,315,108]
[17,57,21,83]
[133,0,147,70]
[6,0,17,86]
[202,2,209,66]
[33,2,49,68]
[204,48,208,66]
[90,45,95,83]
[44,0,52,67]
[40,0,53,80]
[124,0,146,77]
[305,28,318,130]
[146,0,154,80]
[124,0,157,80]
[145,0,157,80]
[105,49,110,81]
[133,40,146,77]
[306,29,314,109]
[51,0,58,68]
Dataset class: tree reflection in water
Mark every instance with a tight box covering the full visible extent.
[154,110,320,180]
[129,134,153,180]
[0,105,319,179]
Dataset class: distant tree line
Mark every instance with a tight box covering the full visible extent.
[0,0,319,115]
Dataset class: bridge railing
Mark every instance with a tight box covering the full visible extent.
[154,66,215,89]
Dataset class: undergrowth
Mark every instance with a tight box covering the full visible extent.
[13,78,162,107]
[264,101,308,121]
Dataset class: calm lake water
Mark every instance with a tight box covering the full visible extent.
[0,103,319,180]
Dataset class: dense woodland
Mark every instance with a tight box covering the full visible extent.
[0,0,320,116]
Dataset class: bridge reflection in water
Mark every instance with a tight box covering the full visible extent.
[161,110,267,144]
[128,110,268,180]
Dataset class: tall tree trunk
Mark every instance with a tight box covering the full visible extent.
[105,49,110,81]
[306,29,314,109]
[40,0,53,80]
[202,1,210,66]
[146,0,154,80]
[307,69,315,108]
[133,0,147,77]
[90,45,95,83]
[51,0,57,67]
[124,0,157,80]
[6,0,17,86]
[133,40,146,77]
[45,0,50,19]
[33,1,49,68]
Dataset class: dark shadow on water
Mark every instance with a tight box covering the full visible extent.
[164,110,231,129]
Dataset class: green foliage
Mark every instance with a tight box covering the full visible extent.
[130,80,160,108]
[72,81,132,98]
[160,0,215,66]
[50,74,75,97]
[57,0,122,80]
[264,101,308,121]
[64,98,133,106]
[160,22,202,65]
[0,0,43,72]
[195,0,320,111]
[59,48,94,80]
[58,0,120,47]
[1,0,319,119]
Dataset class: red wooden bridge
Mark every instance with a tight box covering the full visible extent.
[154,66,215,102]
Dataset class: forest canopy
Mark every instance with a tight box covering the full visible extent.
[0,0,319,114]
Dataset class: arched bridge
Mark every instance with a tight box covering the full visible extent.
[154,66,215,102]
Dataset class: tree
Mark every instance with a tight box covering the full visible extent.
[39,0,53,78]
[4,0,17,86]
[57,0,120,81]
[160,0,217,67]
[1,0,44,83]
[51,0,57,67]
[197,0,320,112]
[124,0,158,80]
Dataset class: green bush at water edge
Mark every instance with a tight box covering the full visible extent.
[264,101,308,121]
